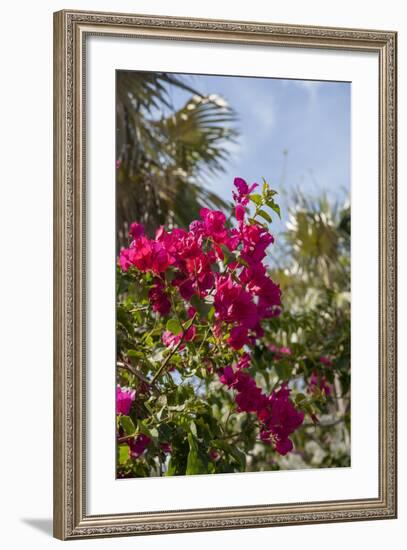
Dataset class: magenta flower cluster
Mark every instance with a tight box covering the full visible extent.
[118,178,306,457]
[116,385,136,416]
[219,355,304,455]
[120,178,282,346]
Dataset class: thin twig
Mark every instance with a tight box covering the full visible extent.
[117,361,150,384]
[151,313,197,383]
[117,433,137,443]
[151,340,182,384]
[301,416,346,429]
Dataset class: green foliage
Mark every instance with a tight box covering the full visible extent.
[115,76,350,476]
[116,71,238,248]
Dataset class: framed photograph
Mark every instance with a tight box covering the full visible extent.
[53,9,397,540]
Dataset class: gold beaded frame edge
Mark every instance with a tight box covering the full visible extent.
[53,9,397,540]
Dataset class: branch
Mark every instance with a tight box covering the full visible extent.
[117,433,137,443]
[151,312,197,384]
[301,416,346,429]
[117,360,159,394]
[151,339,183,384]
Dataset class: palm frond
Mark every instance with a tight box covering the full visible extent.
[116,71,238,248]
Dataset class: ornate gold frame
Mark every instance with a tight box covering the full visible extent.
[53,9,397,540]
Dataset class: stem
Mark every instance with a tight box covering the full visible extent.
[117,361,152,387]
[197,326,211,354]
[151,312,198,383]
[151,339,182,384]
[218,431,245,441]
[223,408,233,433]
[118,433,138,443]
[301,416,346,429]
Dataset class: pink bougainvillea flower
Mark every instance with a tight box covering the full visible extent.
[124,236,174,274]
[227,325,250,350]
[268,343,292,359]
[240,224,274,265]
[200,208,228,243]
[235,204,246,223]
[187,306,196,318]
[209,448,220,461]
[172,229,202,261]
[275,436,293,455]
[128,236,154,272]
[308,371,319,388]
[116,385,136,415]
[129,222,144,239]
[185,324,197,340]
[236,353,251,371]
[235,380,265,413]
[162,325,196,349]
[308,371,332,396]
[279,347,292,356]
[184,252,215,297]
[189,219,205,237]
[148,279,171,316]
[172,274,195,301]
[162,330,180,348]
[319,355,333,367]
[119,248,132,272]
[233,370,267,413]
[160,442,172,454]
[232,177,259,206]
[267,385,304,435]
[130,434,151,458]
[149,242,174,273]
[257,384,304,455]
[218,365,236,387]
[214,275,259,329]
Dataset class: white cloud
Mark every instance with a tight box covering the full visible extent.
[248,95,274,135]
[294,80,322,100]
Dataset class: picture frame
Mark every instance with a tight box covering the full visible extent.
[53,9,397,540]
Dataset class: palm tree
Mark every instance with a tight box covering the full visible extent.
[116,71,238,249]
[264,193,351,469]
[271,193,350,304]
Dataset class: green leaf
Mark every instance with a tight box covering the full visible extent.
[149,427,159,439]
[257,209,272,223]
[207,306,215,321]
[212,439,246,470]
[183,317,194,330]
[119,415,136,436]
[266,199,281,219]
[166,318,182,336]
[295,393,306,405]
[190,295,211,318]
[219,244,235,265]
[156,394,167,409]
[262,178,269,194]
[275,361,293,381]
[165,457,177,476]
[168,403,186,412]
[237,256,249,267]
[186,433,208,475]
[249,193,263,206]
[118,444,130,465]
[165,269,177,282]
[137,420,152,437]
[127,349,141,359]
[190,420,198,437]
[144,335,154,347]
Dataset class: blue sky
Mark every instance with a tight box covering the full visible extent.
[163,73,350,236]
